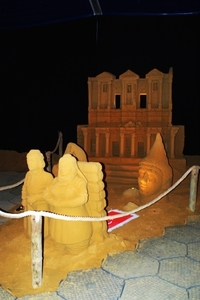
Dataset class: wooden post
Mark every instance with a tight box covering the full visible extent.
[58,131,63,158]
[45,151,51,172]
[31,214,43,289]
[189,166,199,212]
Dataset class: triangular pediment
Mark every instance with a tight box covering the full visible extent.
[96,72,116,80]
[119,69,139,79]
[146,68,164,78]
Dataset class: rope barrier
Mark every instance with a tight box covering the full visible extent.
[49,131,62,155]
[0,165,199,222]
[0,178,24,191]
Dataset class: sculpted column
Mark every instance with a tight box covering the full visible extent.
[146,131,151,154]
[95,131,100,157]
[148,80,152,109]
[105,132,110,157]
[82,128,88,154]
[108,81,111,109]
[131,133,135,157]
[170,128,178,159]
[88,80,92,109]
[97,82,100,109]
[120,132,125,157]
[168,73,173,125]
[159,79,162,108]
[122,80,125,106]
[133,83,136,108]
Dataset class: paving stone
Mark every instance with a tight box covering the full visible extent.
[186,215,200,229]
[0,200,16,211]
[0,191,17,202]
[58,268,124,300]
[137,236,186,260]
[119,276,188,300]
[9,195,22,205]
[102,251,158,279]
[164,225,200,243]
[0,285,16,300]
[0,193,21,212]
[0,172,24,186]
[10,186,23,196]
[188,286,200,300]
[159,257,200,288]
[187,241,200,262]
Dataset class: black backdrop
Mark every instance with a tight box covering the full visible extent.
[0,3,200,154]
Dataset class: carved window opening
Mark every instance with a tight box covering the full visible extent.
[115,95,121,109]
[140,95,147,108]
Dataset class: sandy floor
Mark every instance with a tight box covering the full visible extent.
[0,152,200,297]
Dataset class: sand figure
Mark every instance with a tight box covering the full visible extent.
[22,150,53,237]
[123,133,172,205]
[65,142,87,161]
[44,154,92,254]
[52,142,87,177]
[138,133,172,204]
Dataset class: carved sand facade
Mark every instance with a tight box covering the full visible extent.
[77,68,184,160]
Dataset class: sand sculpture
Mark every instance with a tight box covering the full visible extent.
[22,150,53,237]
[44,154,95,254]
[52,142,87,177]
[138,133,172,202]
[124,133,173,204]
[65,142,88,161]
[62,150,107,242]
[22,146,107,254]
[78,68,184,161]
[77,159,108,243]
[77,69,186,186]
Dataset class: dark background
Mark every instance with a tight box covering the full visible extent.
[0,15,200,154]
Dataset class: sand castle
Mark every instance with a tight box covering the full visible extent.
[77,68,185,184]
